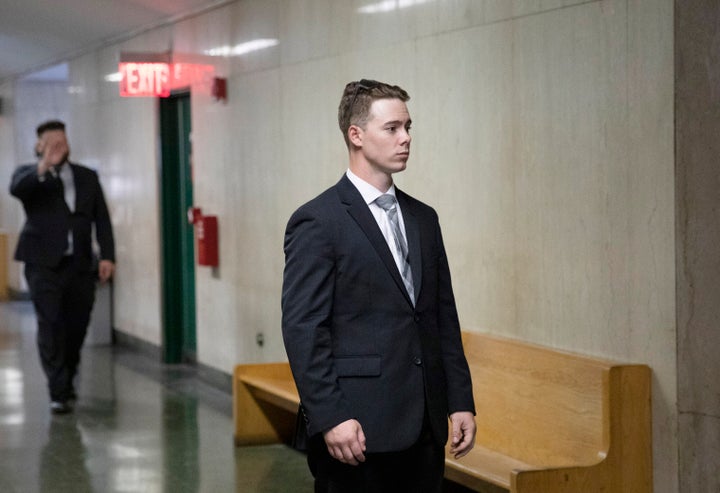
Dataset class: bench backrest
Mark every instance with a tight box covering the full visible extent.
[462,331,611,467]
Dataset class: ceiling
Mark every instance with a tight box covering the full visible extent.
[0,0,228,82]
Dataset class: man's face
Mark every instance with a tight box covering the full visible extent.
[356,98,412,176]
[37,130,70,166]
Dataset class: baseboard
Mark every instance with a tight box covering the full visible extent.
[197,360,232,393]
[113,329,232,394]
[113,329,162,360]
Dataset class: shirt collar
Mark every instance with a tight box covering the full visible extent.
[58,161,72,178]
[346,169,396,206]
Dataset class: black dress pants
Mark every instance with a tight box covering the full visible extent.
[25,258,96,402]
[307,417,445,493]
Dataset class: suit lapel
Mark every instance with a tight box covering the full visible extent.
[336,175,415,307]
[397,190,422,301]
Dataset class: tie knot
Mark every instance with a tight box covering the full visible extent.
[375,194,397,212]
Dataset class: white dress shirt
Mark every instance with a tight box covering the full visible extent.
[346,169,410,277]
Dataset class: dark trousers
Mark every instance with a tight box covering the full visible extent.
[25,258,96,402]
[307,418,445,493]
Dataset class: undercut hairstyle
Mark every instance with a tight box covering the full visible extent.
[36,120,66,137]
[338,79,410,147]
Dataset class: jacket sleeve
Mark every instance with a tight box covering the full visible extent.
[9,164,54,201]
[91,172,115,262]
[435,219,476,415]
[281,204,352,437]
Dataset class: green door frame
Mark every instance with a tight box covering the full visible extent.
[159,92,197,363]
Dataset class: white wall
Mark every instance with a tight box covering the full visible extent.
[2,79,71,292]
[62,29,173,346]
[0,0,677,490]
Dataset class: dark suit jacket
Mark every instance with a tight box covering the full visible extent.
[282,174,474,453]
[10,162,115,271]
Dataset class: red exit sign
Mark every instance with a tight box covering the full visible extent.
[119,62,171,97]
[118,60,215,98]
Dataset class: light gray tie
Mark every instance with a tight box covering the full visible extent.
[375,194,415,304]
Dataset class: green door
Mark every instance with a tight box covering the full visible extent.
[159,93,197,363]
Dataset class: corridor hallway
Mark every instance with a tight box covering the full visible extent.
[0,301,314,492]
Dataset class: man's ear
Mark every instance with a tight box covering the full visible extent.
[348,125,363,147]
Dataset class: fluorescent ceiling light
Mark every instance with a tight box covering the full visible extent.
[104,72,122,82]
[22,63,68,81]
[204,39,279,57]
[358,0,434,14]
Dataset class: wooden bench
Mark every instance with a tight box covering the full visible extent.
[233,332,652,492]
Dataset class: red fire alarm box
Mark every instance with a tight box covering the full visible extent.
[196,215,219,267]
[188,206,203,225]
[212,77,227,102]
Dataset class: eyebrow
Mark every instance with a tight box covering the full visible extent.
[383,119,412,127]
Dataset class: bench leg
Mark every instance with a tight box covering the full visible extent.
[233,366,298,446]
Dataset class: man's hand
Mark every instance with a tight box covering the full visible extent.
[449,411,476,459]
[323,419,366,466]
[98,260,115,283]
[36,131,69,176]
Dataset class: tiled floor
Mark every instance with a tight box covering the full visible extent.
[0,301,314,493]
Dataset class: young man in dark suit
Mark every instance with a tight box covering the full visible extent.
[282,80,476,492]
[10,120,115,414]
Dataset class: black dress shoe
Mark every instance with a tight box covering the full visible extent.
[50,401,73,415]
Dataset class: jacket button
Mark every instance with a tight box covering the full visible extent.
[414,314,420,323]
[413,357,422,366]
